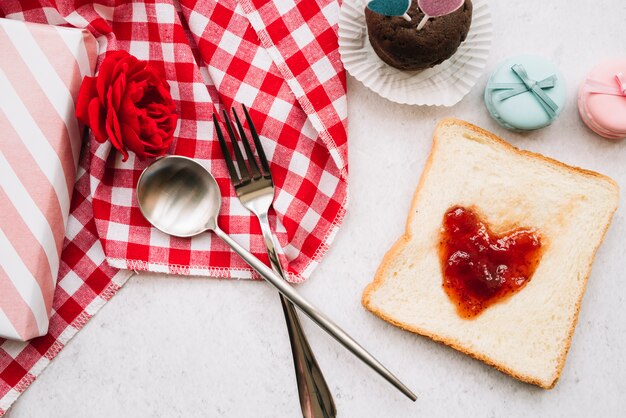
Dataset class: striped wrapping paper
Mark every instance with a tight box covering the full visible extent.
[0,19,98,341]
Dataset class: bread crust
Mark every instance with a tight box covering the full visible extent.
[362,118,620,389]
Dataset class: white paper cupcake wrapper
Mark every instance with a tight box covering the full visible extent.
[339,0,493,106]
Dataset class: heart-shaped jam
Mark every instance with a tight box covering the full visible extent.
[439,206,543,318]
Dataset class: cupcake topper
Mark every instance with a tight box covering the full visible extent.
[487,64,560,118]
[417,0,464,30]
[585,72,626,97]
[367,0,412,22]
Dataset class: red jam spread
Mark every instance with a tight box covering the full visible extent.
[439,206,543,318]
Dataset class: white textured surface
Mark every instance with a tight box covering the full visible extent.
[6,0,626,416]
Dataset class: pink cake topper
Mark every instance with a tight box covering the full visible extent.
[417,0,464,30]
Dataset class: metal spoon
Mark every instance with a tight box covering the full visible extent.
[136,156,416,402]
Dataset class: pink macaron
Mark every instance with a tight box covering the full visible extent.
[578,59,626,139]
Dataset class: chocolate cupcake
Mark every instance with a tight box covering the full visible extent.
[365,0,473,71]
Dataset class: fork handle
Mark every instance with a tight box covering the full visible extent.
[258,212,336,418]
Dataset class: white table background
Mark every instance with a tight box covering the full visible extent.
[7,0,626,416]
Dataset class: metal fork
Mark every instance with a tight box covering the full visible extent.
[214,105,336,418]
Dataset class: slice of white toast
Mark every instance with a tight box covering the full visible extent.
[362,119,619,389]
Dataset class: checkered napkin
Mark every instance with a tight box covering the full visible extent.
[0,0,347,414]
[91,0,348,283]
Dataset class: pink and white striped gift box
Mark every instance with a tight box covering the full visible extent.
[0,19,97,341]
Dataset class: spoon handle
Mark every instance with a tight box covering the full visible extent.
[212,226,417,402]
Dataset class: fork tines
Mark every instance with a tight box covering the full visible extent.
[213,104,272,187]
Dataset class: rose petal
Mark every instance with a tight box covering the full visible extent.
[110,75,126,110]
[75,76,97,124]
[96,52,124,102]
[121,123,146,160]
[126,80,144,103]
[119,99,140,131]
[126,60,147,81]
[105,105,124,152]
[88,98,108,143]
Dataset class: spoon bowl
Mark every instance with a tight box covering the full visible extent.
[137,156,220,236]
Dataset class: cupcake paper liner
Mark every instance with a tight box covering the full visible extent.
[339,0,493,106]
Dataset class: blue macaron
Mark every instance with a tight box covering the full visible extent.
[484,55,566,131]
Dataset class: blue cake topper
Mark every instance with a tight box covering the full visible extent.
[367,0,411,21]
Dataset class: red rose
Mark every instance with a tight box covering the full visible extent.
[76,51,178,161]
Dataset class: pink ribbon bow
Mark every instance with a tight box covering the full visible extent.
[585,72,626,97]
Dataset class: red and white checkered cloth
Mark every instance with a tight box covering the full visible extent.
[0,0,347,414]
[91,0,348,282]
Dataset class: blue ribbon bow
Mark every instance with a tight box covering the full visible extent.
[488,64,559,118]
